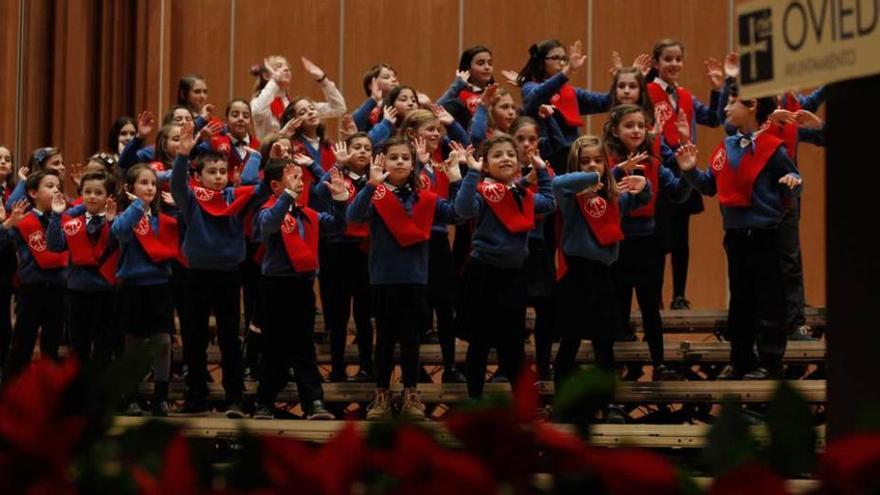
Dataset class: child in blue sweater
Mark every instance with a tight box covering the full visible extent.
[552,135,650,423]
[347,136,461,421]
[47,172,120,372]
[675,93,802,380]
[252,159,348,421]
[454,134,556,399]
[171,121,267,417]
[0,171,68,381]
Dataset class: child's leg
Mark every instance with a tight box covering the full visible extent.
[185,269,213,401]
[462,261,494,398]
[553,336,582,390]
[352,247,374,374]
[3,285,43,379]
[285,277,324,406]
[632,237,665,366]
[213,270,244,404]
[495,270,526,385]
[0,284,11,371]
[92,291,119,372]
[37,285,65,362]
[398,285,428,389]
[724,231,760,373]
[778,201,807,332]
[256,277,291,405]
[322,243,351,378]
[152,332,172,382]
[67,290,94,363]
[592,339,616,371]
[240,241,261,332]
[372,285,398,390]
[754,229,787,372]
[533,296,554,374]
[670,209,691,300]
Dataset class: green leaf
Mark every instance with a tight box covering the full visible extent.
[704,401,759,476]
[676,467,703,495]
[764,381,817,477]
[551,367,616,437]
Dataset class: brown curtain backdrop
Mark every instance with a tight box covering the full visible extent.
[0,0,826,310]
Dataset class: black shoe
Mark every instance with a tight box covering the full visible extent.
[442,365,466,384]
[328,370,348,382]
[742,367,772,380]
[225,402,245,419]
[670,296,691,310]
[537,367,554,383]
[652,364,682,381]
[422,331,440,345]
[306,400,335,420]
[604,405,627,424]
[175,398,210,416]
[488,372,509,383]
[716,365,743,381]
[348,369,374,383]
[243,367,258,381]
[124,401,144,417]
[287,367,297,382]
[624,364,644,381]
[152,400,170,417]
[789,325,818,341]
[253,403,274,420]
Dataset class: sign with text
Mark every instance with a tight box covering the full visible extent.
[736,0,880,97]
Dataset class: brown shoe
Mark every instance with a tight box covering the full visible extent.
[400,388,427,422]
[366,389,392,421]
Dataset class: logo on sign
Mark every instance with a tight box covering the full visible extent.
[63,218,83,236]
[481,183,506,204]
[584,197,607,218]
[28,231,47,252]
[739,8,774,84]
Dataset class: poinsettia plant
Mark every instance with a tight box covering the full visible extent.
[0,354,875,495]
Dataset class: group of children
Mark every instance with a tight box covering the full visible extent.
[0,38,825,421]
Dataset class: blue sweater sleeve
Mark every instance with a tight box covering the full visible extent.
[433,196,460,225]
[347,183,375,224]
[445,120,470,146]
[522,72,569,115]
[239,151,262,185]
[453,170,481,220]
[619,184,652,215]
[798,126,825,147]
[693,90,723,130]
[368,119,394,148]
[469,106,489,147]
[5,181,26,211]
[552,171,600,196]
[797,86,825,112]
[437,78,469,107]
[683,166,717,196]
[170,155,192,221]
[119,137,155,171]
[658,165,692,203]
[575,87,611,115]
[533,167,557,214]
[257,193,293,238]
[319,200,348,234]
[46,211,67,252]
[353,98,378,131]
[112,200,147,242]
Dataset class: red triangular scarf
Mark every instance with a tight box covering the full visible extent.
[477,181,535,233]
[371,185,437,247]
[611,152,659,218]
[343,176,369,239]
[261,195,320,272]
[420,165,450,200]
[712,133,784,207]
[211,134,262,183]
[459,88,481,115]
[577,194,624,246]
[62,215,119,285]
[191,185,256,217]
[550,83,583,127]
[647,82,694,148]
[270,96,286,120]
[133,213,181,263]
[149,161,166,172]
[16,212,68,269]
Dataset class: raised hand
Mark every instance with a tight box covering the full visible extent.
[291,153,315,168]
[464,147,482,172]
[197,119,223,142]
[430,104,454,126]
[676,111,691,144]
[417,92,433,108]
[609,51,623,76]
[179,121,197,156]
[480,83,499,108]
[199,103,216,120]
[17,166,29,181]
[501,69,520,87]
[724,52,740,80]
[161,191,175,206]
[633,53,652,76]
[383,105,398,125]
[264,57,285,82]
[51,191,66,214]
[529,151,548,170]
[779,173,802,189]
[104,197,118,222]
[768,109,798,126]
[566,40,587,73]
[618,151,649,174]
[136,110,156,138]
[414,136,430,164]
[339,113,358,140]
[332,141,349,165]
[280,117,302,138]
[538,104,555,119]
[457,70,471,84]
[301,57,326,81]
[270,141,287,160]
[618,174,647,194]
[370,77,384,102]
[325,167,348,198]
[794,109,823,129]
[68,163,84,187]
[369,154,389,185]
[704,57,725,90]
[5,199,30,227]
[675,143,699,172]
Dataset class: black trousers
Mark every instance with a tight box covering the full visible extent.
[616,235,665,365]
[657,207,691,299]
[257,276,324,405]
[461,258,526,399]
[373,284,428,389]
[525,236,556,373]
[724,228,787,373]
[321,241,374,374]
[553,256,621,389]
[241,240,262,333]
[67,289,118,371]
[0,285,13,372]
[185,268,244,402]
[3,283,65,380]
[427,232,457,368]
[778,200,807,331]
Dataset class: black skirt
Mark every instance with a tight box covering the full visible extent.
[555,256,624,341]
[524,237,555,299]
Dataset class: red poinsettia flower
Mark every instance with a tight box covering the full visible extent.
[260,436,324,494]
[316,422,367,495]
[131,434,203,495]
[708,462,789,495]
[818,432,880,494]
[0,358,85,494]
[580,447,682,495]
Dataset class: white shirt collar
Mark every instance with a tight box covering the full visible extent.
[483,176,516,189]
